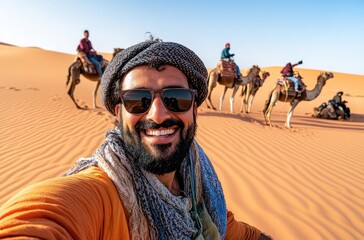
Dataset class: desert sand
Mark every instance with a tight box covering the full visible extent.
[1,43,364,239]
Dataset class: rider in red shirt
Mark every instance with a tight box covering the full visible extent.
[280,60,303,92]
[77,30,104,80]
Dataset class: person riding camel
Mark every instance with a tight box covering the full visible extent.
[280,60,303,94]
[77,30,104,81]
[221,43,241,81]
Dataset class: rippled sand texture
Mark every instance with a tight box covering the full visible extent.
[1,44,364,239]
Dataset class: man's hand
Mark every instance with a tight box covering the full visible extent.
[298,60,303,65]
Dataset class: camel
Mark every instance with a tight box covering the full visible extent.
[312,106,345,120]
[205,65,260,113]
[263,72,334,128]
[66,48,124,109]
[240,71,270,113]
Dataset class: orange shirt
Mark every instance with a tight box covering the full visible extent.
[0,167,261,240]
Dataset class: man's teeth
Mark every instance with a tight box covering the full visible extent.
[146,129,175,136]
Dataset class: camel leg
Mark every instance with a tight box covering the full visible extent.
[205,85,216,110]
[263,91,276,127]
[67,79,82,109]
[243,94,249,113]
[265,104,273,127]
[285,109,294,128]
[204,101,211,109]
[285,100,299,128]
[93,80,101,108]
[247,94,255,113]
[266,103,275,127]
[219,87,228,111]
[240,88,246,113]
[240,84,251,114]
[205,70,218,110]
[67,65,83,109]
[229,85,239,113]
[241,93,249,113]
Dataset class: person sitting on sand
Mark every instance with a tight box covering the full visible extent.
[332,91,350,119]
[0,39,272,240]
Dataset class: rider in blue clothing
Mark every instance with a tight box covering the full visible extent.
[221,43,241,79]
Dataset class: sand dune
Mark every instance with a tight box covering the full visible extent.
[1,44,363,239]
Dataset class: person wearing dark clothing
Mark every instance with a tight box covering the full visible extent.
[221,43,241,79]
[280,60,303,92]
[77,30,104,79]
[332,91,350,118]
[333,91,344,104]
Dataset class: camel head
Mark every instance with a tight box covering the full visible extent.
[262,71,270,80]
[324,72,334,79]
[113,48,124,59]
[251,65,261,76]
[319,72,334,85]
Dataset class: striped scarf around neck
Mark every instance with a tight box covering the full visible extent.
[65,128,226,239]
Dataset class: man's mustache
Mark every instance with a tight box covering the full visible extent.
[135,119,184,132]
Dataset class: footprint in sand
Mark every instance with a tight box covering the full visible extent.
[28,87,39,91]
[103,115,114,122]
[75,99,89,109]
[9,87,20,91]
[51,95,62,101]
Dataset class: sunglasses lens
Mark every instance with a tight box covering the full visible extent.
[162,89,193,112]
[122,90,152,114]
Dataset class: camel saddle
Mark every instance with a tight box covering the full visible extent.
[74,51,98,75]
[276,77,307,97]
[217,60,239,87]
[217,60,236,79]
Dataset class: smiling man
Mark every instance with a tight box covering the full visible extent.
[0,40,271,240]
[117,65,196,177]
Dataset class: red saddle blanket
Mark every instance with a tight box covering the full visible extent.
[75,51,98,75]
[217,60,236,78]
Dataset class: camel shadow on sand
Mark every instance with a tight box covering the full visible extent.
[198,109,364,132]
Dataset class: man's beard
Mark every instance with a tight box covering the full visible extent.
[118,115,196,175]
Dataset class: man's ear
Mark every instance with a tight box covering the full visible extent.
[115,104,121,121]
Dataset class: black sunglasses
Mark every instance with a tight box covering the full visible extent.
[119,88,197,114]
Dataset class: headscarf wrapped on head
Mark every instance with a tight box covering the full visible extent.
[101,40,208,116]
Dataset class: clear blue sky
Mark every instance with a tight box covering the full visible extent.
[1,0,363,75]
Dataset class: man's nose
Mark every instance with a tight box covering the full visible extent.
[145,96,172,124]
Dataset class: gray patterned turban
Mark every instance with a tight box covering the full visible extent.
[101,40,208,116]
